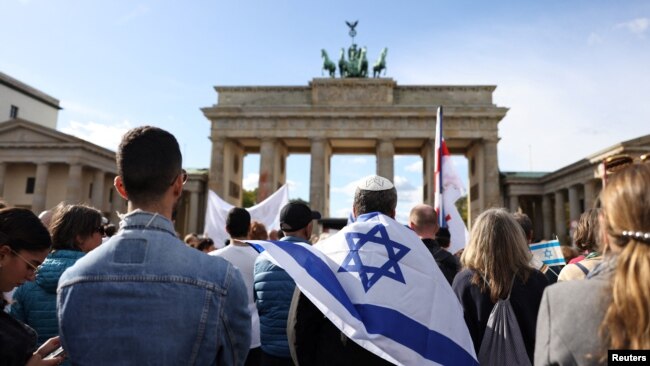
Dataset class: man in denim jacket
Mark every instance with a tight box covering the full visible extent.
[58,126,250,365]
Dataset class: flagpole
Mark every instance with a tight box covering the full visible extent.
[434,106,444,228]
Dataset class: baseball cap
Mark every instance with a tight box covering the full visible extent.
[280,202,321,232]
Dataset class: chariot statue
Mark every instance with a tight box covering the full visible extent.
[320,21,388,79]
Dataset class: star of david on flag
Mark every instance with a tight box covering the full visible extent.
[339,223,410,292]
[248,212,477,366]
[530,239,566,266]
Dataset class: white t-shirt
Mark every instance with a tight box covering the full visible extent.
[210,242,261,348]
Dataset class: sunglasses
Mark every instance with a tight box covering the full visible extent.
[170,169,188,186]
[11,249,41,274]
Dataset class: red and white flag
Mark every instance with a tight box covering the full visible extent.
[434,106,469,253]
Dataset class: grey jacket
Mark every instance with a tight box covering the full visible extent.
[534,259,615,366]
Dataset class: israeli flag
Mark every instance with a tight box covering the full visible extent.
[248,212,477,366]
[530,239,566,266]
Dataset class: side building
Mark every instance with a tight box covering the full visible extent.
[502,134,650,244]
[0,72,124,222]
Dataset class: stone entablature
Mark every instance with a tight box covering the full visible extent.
[204,78,508,224]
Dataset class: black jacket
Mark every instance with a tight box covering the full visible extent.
[452,268,548,363]
[0,309,37,366]
[421,238,460,285]
[288,290,394,366]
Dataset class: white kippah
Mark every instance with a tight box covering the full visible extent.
[356,175,394,191]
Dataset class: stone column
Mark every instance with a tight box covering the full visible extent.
[92,170,105,211]
[32,163,49,214]
[376,139,394,182]
[0,162,6,198]
[509,194,519,213]
[188,190,199,234]
[583,180,596,211]
[422,140,434,205]
[554,190,567,242]
[310,137,327,216]
[258,138,276,202]
[568,185,581,222]
[209,137,225,197]
[66,163,83,203]
[542,194,552,239]
[483,138,501,209]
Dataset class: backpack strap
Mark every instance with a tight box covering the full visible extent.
[575,262,590,275]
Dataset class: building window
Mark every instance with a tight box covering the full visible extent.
[109,189,113,203]
[10,105,19,119]
[89,183,93,198]
[25,177,35,194]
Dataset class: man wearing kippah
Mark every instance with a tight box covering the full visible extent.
[253,202,320,366]
[287,175,396,366]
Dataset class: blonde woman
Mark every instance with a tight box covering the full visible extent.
[452,208,548,364]
[535,163,650,365]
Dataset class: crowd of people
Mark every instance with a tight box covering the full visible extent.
[0,125,648,365]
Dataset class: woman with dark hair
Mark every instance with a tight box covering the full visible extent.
[536,163,650,365]
[0,207,63,365]
[11,204,103,346]
[452,208,548,364]
[558,208,602,281]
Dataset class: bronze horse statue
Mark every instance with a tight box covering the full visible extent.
[321,49,336,78]
[373,47,388,78]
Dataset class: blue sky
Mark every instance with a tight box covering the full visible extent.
[1,1,649,222]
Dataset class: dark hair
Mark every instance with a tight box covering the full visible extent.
[195,238,214,252]
[573,208,600,252]
[116,126,182,205]
[512,212,533,242]
[353,187,397,216]
[226,207,251,238]
[0,208,52,252]
[50,204,103,251]
[436,227,451,249]
[104,224,117,237]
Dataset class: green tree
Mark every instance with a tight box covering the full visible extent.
[456,195,468,226]
[242,188,258,208]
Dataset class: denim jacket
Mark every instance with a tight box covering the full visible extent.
[58,210,251,366]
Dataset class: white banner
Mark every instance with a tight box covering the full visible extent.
[204,185,289,248]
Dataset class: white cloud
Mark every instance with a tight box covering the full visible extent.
[404,161,422,172]
[587,32,603,45]
[61,101,114,122]
[117,4,150,24]
[60,120,132,151]
[615,18,649,36]
[243,173,259,190]
[331,177,363,197]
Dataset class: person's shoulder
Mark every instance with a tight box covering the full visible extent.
[544,274,607,301]
[452,268,474,286]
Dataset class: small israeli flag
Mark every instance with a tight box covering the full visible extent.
[529,239,566,266]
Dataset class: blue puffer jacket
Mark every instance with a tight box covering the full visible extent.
[253,236,306,358]
[10,250,84,345]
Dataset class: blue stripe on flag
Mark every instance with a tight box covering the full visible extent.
[529,241,560,251]
[543,258,565,265]
[272,240,478,366]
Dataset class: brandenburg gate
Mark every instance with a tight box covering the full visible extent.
[202,77,508,223]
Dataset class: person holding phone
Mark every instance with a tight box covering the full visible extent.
[0,207,64,366]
